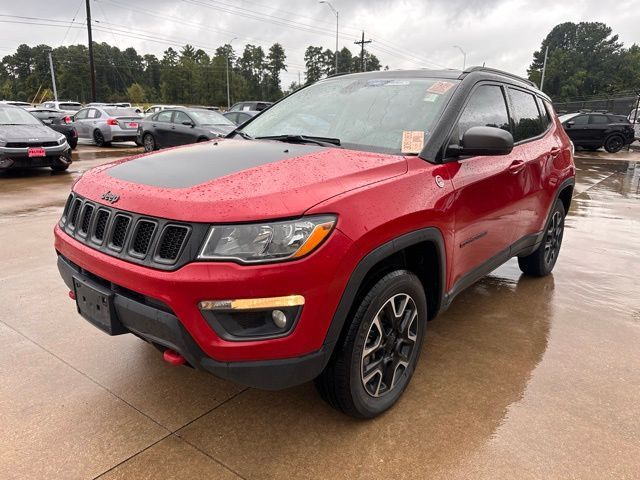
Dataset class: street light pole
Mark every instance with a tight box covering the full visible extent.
[453,45,466,70]
[226,37,238,110]
[48,51,58,102]
[319,1,338,74]
[540,45,549,91]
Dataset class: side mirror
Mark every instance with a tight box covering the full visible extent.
[448,126,514,157]
[182,121,194,127]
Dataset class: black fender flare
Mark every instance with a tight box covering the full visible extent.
[322,227,447,351]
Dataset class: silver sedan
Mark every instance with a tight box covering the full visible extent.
[73,107,142,147]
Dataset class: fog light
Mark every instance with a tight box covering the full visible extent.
[272,310,287,329]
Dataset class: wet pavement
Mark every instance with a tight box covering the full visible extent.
[0,147,639,479]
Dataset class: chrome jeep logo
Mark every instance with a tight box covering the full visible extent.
[101,191,120,204]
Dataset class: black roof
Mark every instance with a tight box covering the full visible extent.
[322,66,545,98]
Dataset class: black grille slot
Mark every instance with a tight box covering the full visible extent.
[6,141,58,148]
[79,204,94,235]
[131,220,156,256]
[93,210,110,242]
[61,194,73,223]
[157,226,189,261]
[69,198,82,228]
[110,215,131,249]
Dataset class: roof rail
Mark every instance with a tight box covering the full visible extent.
[462,66,537,88]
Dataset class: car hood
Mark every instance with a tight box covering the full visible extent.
[0,124,60,142]
[73,138,408,222]
[206,125,236,135]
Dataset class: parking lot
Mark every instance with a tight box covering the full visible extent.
[0,145,638,479]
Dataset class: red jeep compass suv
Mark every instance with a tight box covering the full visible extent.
[55,67,575,418]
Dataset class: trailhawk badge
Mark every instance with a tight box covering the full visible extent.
[101,191,120,204]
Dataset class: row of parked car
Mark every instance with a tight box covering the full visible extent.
[0,99,272,172]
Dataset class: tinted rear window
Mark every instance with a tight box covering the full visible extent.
[104,108,139,117]
[59,103,81,111]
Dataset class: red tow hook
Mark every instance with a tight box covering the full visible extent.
[163,349,186,366]
[68,290,76,300]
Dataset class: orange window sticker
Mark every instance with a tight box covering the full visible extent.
[427,81,455,95]
[401,131,424,154]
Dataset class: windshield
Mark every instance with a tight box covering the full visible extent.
[188,109,234,126]
[0,106,42,125]
[59,103,81,111]
[242,76,459,154]
[104,108,140,117]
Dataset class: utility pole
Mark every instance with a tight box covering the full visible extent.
[48,51,58,102]
[453,45,466,70]
[85,0,96,102]
[354,31,372,72]
[319,1,338,74]
[540,45,549,91]
[298,71,301,87]
[226,37,237,110]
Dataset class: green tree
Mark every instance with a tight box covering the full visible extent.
[527,22,630,99]
[127,82,145,103]
[304,46,324,84]
[265,43,287,100]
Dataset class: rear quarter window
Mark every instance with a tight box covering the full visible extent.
[508,88,544,142]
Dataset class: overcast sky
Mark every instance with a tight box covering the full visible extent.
[1,0,638,86]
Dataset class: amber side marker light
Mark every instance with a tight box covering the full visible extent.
[293,221,334,258]
[199,295,306,311]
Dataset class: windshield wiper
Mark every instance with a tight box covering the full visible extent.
[227,128,253,140]
[255,134,341,147]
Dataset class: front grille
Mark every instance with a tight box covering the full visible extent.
[93,210,109,242]
[79,204,94,235]
[131,220,156,257]
[5,141,58,148]
[58,193,198,270]
[69,198,82,228]
[110,215,131,249]
[157,226,189,261]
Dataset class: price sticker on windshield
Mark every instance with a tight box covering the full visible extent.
[427,81,455,95]
[401,131,425,154]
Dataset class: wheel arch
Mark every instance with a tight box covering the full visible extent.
[323,227,447,352]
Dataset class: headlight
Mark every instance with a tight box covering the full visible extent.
[209,131,222,137]
[57,135,66,145]
[198,215,336,263]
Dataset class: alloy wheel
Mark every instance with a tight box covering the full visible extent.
[544,211,563,265]
[360,293,419,398]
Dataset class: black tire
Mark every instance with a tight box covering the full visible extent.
[518,200,566,277]
[604,134,624,153]
[50,163,69,172]
[315,270,427,418]
[69,139,78,150]
[143,133,156,152]
[584,146,600,151]
[93,129,111,147]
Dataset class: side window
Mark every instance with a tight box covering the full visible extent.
[571,115,588,126]
[157,110,173,122]
[74,109,88,120]
[536,97,552,130]
[589,115,609,125]
[88,109,101,119]
[173,111,191,124]
[238,113,250,123]
[455,84,510,143]
[508,88,544,142]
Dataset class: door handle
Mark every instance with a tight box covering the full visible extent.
[171,126,176,130]
[548,147,562,159]
[508,160,526,174]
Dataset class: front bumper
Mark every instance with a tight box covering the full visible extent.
[57,254,331,389]
[0,144,71,169]
[54,223,354,386]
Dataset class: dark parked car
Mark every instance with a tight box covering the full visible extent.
[229,101,272,112]
[0,104,71,172]
[223,110,258,126]
[137,107,236,152]
[26,108,78,149]
[559,112,635,153]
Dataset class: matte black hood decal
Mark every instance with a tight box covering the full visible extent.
[107,139,324,188]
